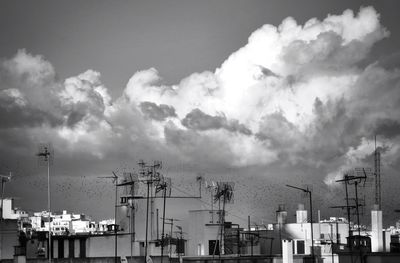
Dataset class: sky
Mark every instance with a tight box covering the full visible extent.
[1,0,400,227]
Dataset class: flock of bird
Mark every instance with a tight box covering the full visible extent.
[3,165,383,225]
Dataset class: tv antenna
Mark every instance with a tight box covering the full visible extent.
[37,143,53,263]
[336,170,368,242]
[374,135,382,208]
[214,182,234,256]
[155,174,171,263]
[138,160,162,261]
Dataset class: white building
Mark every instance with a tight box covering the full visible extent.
[30,210,101,235]
[1,198,28,220]
[187,209,222,256]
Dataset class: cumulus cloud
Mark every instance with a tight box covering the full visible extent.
[181,108,252,135]
[2,6,400,222]
[139,101,177,121]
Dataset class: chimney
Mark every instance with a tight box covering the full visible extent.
[371,204,383,252]
[282,240,294,263]
[296,204,308,223]
[276,204,287,225]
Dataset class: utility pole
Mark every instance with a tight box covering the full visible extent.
[374,135,381,208]
[138,160,162,262]
[155,179,169,263]
[99,172,119,263]
[118,172,142,263]
[37,144,53,263]
[286,184,314,263]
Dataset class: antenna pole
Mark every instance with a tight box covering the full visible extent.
[354,182,361,238]
[145,180,150,261]
[115,175,118,263]
[99,172,119,263]
[47,152,51,263]
[286,185,314,263]
[344,176,353,263]
[161,184,167,263]
[37,146,52,263]
[374,135,381,208]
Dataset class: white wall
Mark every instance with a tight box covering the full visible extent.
[188,210,221,256]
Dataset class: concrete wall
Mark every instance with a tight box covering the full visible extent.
[371,209,383,252]
[0,219,19,259]
[188,210,220,256]
[86,234,140,258]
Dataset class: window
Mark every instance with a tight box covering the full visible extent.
[297,240,305,254]
[209,240,220,255]
[58,239,64,258]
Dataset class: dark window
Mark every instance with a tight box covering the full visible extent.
[297,240,305,254]
[51,239,54,259]
[58,239,64,258]
[209,240,220,255]
[176,239,185,254]
[69,239,74,258]
[79,239,86,258]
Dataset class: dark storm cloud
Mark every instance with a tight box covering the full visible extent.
[0,102,63,128]
[139,101,177,121]
[163,122,234,167]
[373,118,400,139]
[181,108,252,135]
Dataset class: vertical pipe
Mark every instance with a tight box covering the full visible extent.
[220,199,225,255]
[48,156,51,263]
[145,182,150,261]
[344,179,353,263]
[355,182,361,238]
[169,220,173,263]
[161,186,167,263]
[309,191,314,263]
[131,202,133,262]
[218,199,222,263]
[115,179,118,263]
[331,223,334,263]
[237,225,240,256]
[157,209,159,241]
[130,182,135,262]
[211,191,214,223]
[354,181,363,263]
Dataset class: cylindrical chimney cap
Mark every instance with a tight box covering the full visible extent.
[277,204,286,212]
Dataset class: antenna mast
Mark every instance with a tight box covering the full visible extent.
[374,135,381,208]
[37,143,53,263]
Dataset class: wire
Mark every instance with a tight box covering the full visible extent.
[170,184,249,224]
